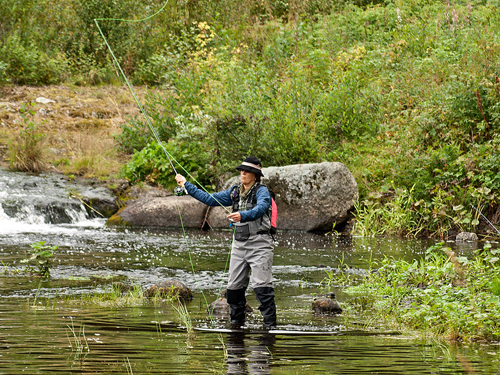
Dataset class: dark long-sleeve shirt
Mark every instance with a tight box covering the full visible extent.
[184,181,271,223]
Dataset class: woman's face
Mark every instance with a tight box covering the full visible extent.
[240,169,256,186]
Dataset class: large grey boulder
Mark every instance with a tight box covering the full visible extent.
[106,195,206,228]
[208,162,358,232]
[107,162,358,232]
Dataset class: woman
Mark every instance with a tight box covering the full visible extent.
[175,156,276,329]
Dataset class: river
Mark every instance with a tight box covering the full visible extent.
[1,169,499,374]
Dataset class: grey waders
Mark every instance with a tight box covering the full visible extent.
[227,231,276,329]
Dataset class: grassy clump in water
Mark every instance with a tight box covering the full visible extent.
[64,282,194,309]
[344,242,500,342]
[62,283,145,308]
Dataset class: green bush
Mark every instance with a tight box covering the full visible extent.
[122,140,213,190]
[0,34,69,84]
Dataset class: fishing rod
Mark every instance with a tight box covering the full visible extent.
[470,204,500,236]
[93,3,233,325]
[94,6,236,202]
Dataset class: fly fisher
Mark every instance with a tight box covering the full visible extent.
[175,156,277,329]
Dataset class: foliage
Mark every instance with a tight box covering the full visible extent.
[0,34,69,85]
[345,242,500,342]
[1,0,500,235]
[121,140,213,190]
[20,241,58,279]
[8,103,46,173]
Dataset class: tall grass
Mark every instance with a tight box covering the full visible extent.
[66,319,90,355]
[8,103,45,173]
[171,302,195,339]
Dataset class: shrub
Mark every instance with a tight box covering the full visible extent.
[122,140,213,190]
[8,103,46,173]
[0,34,69,85]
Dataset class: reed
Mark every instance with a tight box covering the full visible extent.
[124,357,134,375]
[66,319,90,354]
[171,301,195,339]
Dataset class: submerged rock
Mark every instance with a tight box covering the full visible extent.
[312,292,342,315]
[206,289,253,318]
[456,232,479,242]
[144,279,193,301]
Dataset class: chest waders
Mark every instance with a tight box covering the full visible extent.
[226,184,277,329]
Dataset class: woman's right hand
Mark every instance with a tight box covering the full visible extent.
[175,174,186,187]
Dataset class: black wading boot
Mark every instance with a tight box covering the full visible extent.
[254,287,277,329]
[226,288,247,328]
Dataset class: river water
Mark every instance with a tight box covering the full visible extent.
[1,169,500,374]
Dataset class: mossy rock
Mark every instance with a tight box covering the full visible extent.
[206,289,253,318]
[106,207,130,226]
[312,292,342,315]
[144,279,193,301]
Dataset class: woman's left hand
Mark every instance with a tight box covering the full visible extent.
[227,212,241,223]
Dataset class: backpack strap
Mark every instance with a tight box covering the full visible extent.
[231,183,266,212]
[230,185,239,212]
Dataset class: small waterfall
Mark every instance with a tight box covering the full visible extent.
[0,168,93,230]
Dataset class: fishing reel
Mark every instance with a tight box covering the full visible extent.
[174,186,187,196]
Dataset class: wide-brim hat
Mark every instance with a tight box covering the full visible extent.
[236,156,264,177]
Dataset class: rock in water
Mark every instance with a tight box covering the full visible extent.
[106,195,206,228]
[144,279,193,301]
[206,290,253,318]
[456,232,479,242]
[312,292,342,314]
[108,162,358,232]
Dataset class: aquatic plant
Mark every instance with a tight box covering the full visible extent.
[124,357,134,375]
[345,242,500,342]
[20,241,58,279]
[74,282,145,308]
[65,318,90,355]
[171,301,195,339]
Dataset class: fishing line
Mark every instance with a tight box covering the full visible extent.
[94,5,231,212]
[470,204,500,236]
[94,2,234,325]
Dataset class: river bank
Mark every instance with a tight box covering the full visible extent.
[1,83,500,239]
[0,84,144,180]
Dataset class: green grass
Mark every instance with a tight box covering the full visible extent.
[343,242,500,342]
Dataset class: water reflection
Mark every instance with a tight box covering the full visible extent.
[226,332,275,375]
